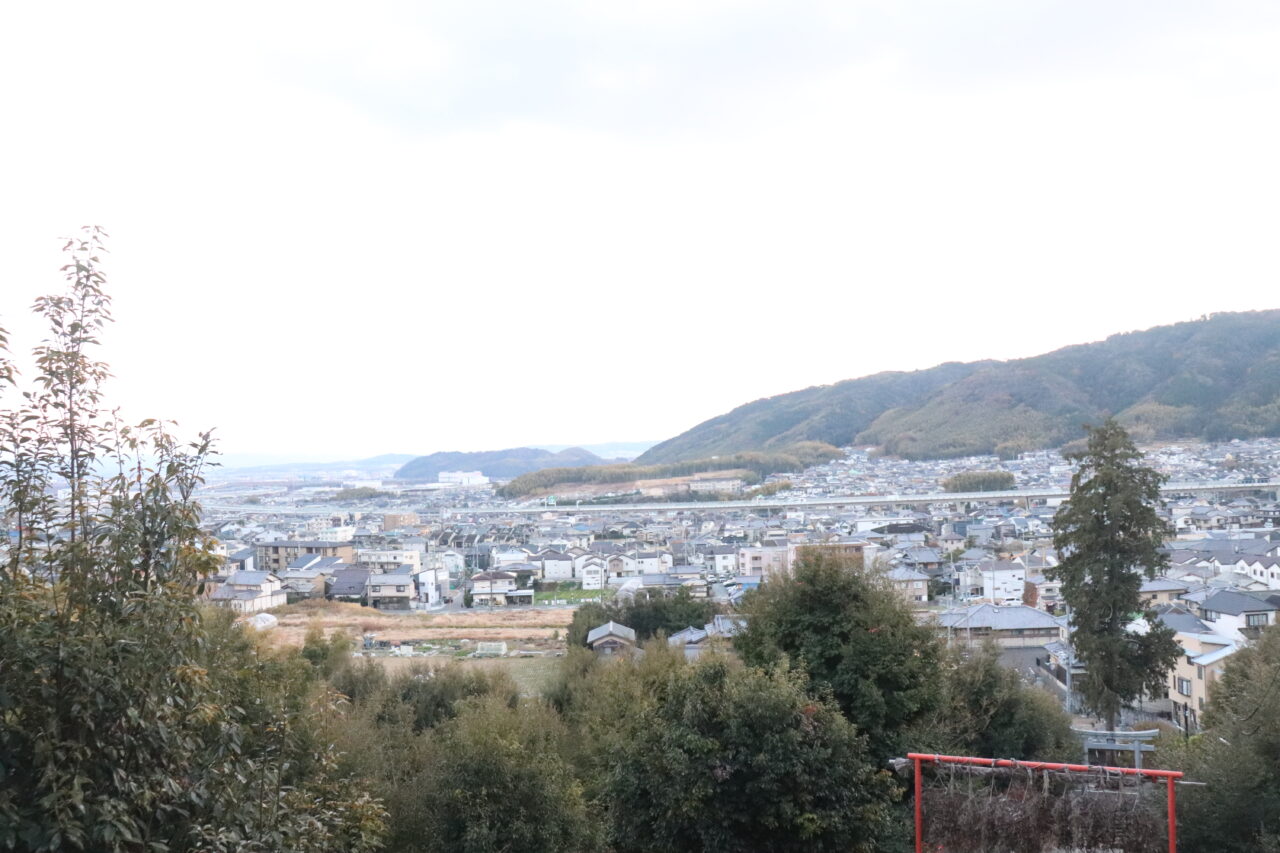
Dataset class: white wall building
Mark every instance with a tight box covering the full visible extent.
[980,560,1027,606]
[414,565,445,605]
[439,471,490,486]
[580,563,604,590]
[492,547,531,568]
[357,549,422,573]
[537,550,575,581]
[703,546,739,576]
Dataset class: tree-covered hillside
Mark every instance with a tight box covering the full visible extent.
[639,310,1280,462]
[395,446,606,480]
[495,442,841,498]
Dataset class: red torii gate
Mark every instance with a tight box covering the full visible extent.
[907,752,1184,853]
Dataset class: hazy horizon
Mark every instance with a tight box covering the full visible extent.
[4,2,1279,457]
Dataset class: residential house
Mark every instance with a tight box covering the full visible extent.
[638,573,708,598]
[1157,605,1237,733]
[1140,576,1191,607]
[602,553,639,578]
[491,546,531,569]
[328,568,371,602]
[668,625,710,659]
[437,549,467,576]
[886,566,930,606]
[633,551,668,574]
[279,555,344,601]
[978,560,1027,605]
[470,571,534,606]
[1195,589,1279,642]
[586,621,636,656]
[367,573,414,610]
[580,562,604,590]
[1025,572,1062,611]
[899,547,944,572]
[226,547,256,573]
[412,565,446,605]
[535,549,575,581]
[209,570,287,613]
[702,545,739,576]
[935,604,1065,649]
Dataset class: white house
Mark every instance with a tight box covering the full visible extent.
[470,571,534,606]
[491,547,531,569]
[413,565,446,605]
[580,563,604,590]
[978,560,1026,605]
[633,551,666,574]
[1196,589,1279,643]
[603,553,640,578]
[209,570,287,613]
[702,545,739,576]
[437,549,467,576]
[535,549,575,581]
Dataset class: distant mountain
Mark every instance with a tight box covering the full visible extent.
[638,310,1280,463]
[394,447,611,481]
[212,453,419,477]
[533,441,658,461]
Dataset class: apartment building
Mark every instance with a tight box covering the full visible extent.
[737,542,796,578]
[357,548,422,573]
[256,540,355,574]
[1162,607,1238,733]
[381,512,420,531]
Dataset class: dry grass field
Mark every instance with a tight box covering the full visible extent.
[264,600,575,648]
[370,654,563,695]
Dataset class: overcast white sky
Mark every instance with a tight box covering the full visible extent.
[2,1,1278,462]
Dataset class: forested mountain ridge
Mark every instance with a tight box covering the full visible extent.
[639,310,1280,463]
[395,446,609,480]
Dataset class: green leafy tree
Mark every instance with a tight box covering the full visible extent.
[1166,624,1280,853]
[734,548,940,761]
[1047,418,1181,731]
[598,653,895,853]
[384,661,518,733]
[0,230,384,852]
[909,644,1075,761]
[411,696,596,853]
[330,487,387,502]
[301,625,355,678]
[941,470,1016,492]
[323,661,527,852]
[567,587,719,646]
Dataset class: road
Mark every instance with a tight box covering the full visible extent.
[200,479,1278,517]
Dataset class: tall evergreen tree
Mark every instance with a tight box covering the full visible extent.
[1047,419,1181,731]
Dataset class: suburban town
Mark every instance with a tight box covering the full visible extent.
[197,437,1280,735]
[7,2,1280,850]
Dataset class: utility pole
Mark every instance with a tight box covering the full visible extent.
[1064,602,1074,715]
